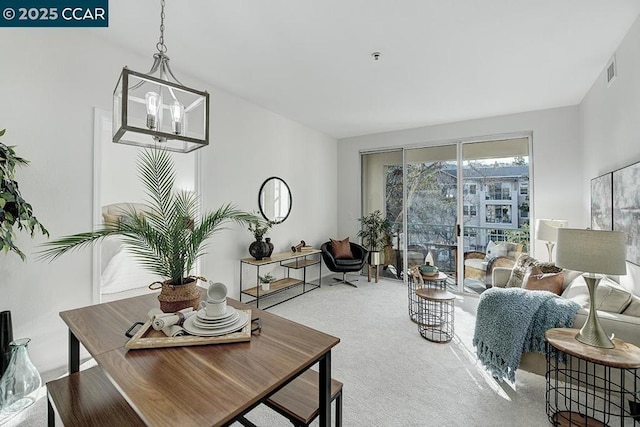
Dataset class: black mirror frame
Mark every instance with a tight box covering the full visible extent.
[258,176,292,224]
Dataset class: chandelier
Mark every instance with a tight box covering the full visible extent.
[112,0,209,153]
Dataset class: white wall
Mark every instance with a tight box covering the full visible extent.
[581,15,640,205]
[338,106,583,261]
[0,30,337,372]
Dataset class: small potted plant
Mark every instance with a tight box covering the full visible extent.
[258,273,276,291]
[357,210,391,266]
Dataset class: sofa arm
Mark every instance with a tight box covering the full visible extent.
[492,267,512,288]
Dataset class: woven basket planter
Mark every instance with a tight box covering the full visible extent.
[152,278,202,313]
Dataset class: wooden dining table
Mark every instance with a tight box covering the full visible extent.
[58,288,340,426]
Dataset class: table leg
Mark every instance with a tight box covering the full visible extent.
[69,329,79,374]
[47,394,55,427]
[319,350,332,426]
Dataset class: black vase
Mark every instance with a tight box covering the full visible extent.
[249,235,270,260]
[265,237,274,257]
[1,310,13,377]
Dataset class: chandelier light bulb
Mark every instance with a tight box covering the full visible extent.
[145,91,161,130]
[169,100,185,135]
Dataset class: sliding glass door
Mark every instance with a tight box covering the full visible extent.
[404,145,458,286]
[460,138,530,292]
[361,135,531,294]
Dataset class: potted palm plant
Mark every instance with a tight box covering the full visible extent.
[357,210,391,266]
[39,148,258,312]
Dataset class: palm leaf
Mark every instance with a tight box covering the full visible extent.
[39,148,258,285]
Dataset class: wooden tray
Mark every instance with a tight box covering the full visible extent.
[125,309,253,350]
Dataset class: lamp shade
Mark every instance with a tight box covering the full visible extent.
[535,219,569,242]
[556,228,626,275]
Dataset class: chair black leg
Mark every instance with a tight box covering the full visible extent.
[331,273,358,288]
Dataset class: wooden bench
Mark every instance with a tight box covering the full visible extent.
[46,366,144,426]
[265,369,343,427]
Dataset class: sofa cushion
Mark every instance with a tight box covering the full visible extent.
[523,267,564,295]
[623,294,640,317]
[562,275,633,313]
[335,258,362,267]
[330,237,354,259]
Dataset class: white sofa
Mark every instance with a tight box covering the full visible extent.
[492,261,640,375]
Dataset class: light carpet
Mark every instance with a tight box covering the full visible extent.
[4,277,550,426]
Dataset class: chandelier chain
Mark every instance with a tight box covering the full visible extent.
[156,0,167,54]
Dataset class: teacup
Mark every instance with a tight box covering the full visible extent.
[204,282,227,316]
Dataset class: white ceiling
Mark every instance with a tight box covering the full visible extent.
[98,1,640,139]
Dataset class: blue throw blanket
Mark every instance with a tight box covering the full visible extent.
[473,287,580,382]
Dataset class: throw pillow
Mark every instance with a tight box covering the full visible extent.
[506,254,539,287]
[562,276,633,313]
[484,241,496,261]
[330,237,354,259]
[523,267,564,295]
[487,241,508,258]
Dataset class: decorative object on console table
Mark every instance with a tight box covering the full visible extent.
[0,338,41,413]
[556,228,626,348]
[0,311,12,377]
[259,273,276,291]
[291,240,306,252]
[265,237,274,257]
[248,215,273,260]
[39,149,256,313]
[249,235,270,260]
[535,219,568,262]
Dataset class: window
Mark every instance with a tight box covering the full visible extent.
[464,183,477,195]
[463,204,477,217]
[486,205,511,223]
[488,229,508,242]
[486,183,511,200]
[520,182,528,196]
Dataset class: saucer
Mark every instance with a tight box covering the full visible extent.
[196,306,237,321]
[183,311,250,337]
[193,311,240,329]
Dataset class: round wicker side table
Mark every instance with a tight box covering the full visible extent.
[415,287,455,343]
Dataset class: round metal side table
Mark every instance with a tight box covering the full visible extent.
[545,328,640,426]
[415,287,455,343]
[408,272,448,323]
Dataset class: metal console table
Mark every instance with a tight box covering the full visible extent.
[240,249,322,309]
[545,328,640,426]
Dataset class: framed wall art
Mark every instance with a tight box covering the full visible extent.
[590,172,613,231]
[613,161,640,265]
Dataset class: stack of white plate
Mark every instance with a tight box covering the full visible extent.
[182,306,249,337]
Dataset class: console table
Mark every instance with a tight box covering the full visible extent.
[240,249,322,309]
[545,328,640,426]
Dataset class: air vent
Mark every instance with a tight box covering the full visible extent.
[606,55,616,86]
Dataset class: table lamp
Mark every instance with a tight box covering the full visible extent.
[535,219,569,262]
[555,228,626,348]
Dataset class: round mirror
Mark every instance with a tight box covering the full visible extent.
[258,177,292,224]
